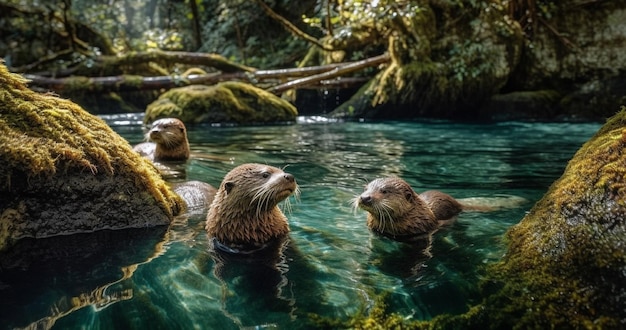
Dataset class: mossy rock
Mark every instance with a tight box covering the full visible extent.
[313,110,626,329]
[330,1,524,119]
[436,109,626,328]
[144,82,298,124]
[0,63,185,252]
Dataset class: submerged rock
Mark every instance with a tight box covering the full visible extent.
[144,82,297,124]
[0,63,185,251]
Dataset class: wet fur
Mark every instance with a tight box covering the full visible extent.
[133,118,190,162]
[354,177,462,239]
[205,163,299,249]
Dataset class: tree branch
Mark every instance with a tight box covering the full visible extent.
[252,0,335,51]
[268,53,389,94]
[23,53,389,94]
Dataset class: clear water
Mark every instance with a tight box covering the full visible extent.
[0,114,602,329]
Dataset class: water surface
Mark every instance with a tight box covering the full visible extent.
[0,115,601,329]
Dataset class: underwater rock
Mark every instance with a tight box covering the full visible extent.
[0,226,168,329]
[143,82,297,124]
[0,63,185,251]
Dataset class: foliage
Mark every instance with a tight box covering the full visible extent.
[197,0,314,68]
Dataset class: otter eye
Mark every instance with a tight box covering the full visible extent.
[261,172,271,178]
[381,189,388,194]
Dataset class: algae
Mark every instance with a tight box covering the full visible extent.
[309,291,430,330]
[144,82,297,124]
[0,62,185,251]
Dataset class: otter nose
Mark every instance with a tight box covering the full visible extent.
[360,195,372,205]
[283,173,295,182]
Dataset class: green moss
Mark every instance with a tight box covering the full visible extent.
[331,0,524,119]
[318,110,626,329]
[144,82,297,124]
[308,291,430,330]
[448,110,626,328]
[0,62,184,250]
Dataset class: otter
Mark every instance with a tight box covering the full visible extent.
[133,118,190,162]
[205,163,299,253]
[354,177,464,241]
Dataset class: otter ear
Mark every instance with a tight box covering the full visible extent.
[224,181,235,194]
[405,190,414,201]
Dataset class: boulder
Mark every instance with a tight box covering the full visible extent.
[0,63,185,251]
[144,82,298,124]
[439,109,626,328]
[505,1,626,120]
[330,1,524,119]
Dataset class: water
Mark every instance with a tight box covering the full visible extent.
[0,114,601,329]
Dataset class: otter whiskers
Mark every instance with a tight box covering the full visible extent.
[250,182,275,219]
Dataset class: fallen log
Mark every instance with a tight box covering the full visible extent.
[268,53,390,94]
[23,53,390,94]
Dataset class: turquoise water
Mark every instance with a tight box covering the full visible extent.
[0,115,602,329]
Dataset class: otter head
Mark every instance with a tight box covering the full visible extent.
[220,164,298,214]
[206,163,299,247]
[146,118,190,161]
[354,177,437,238]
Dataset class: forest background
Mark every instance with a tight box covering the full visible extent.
[1,0,624,121]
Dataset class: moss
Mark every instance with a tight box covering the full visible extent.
[317,110,626,329]
[441,109,626,328]
[0,62,184,251]
[331,0,524,119]
[308,291,430,330]
[144,82,297,124]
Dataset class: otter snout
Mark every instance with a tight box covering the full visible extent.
[148,129,161,139]
[283,173,295,183]
[359,194,373,206]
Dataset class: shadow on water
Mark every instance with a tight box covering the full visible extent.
[0,226,168,330]
[194,235,329,329]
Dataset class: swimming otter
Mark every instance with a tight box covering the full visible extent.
[205,163,299,253]
[133,118,190,162]
[354,177,463,241]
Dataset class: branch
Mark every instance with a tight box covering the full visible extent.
[268,53,390,94]
[98,50,257,73]
[23,54,389,93]
[26,50,256,78]
[252,0,335,51]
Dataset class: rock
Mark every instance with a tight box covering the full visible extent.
[499,1,626,119]
[0,63,185,251]
[330,2,524,119]
[438,110,626,328]
[480,90,562,121]
[144,82,298,124]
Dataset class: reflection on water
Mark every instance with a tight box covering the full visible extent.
[0,114,601,329]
